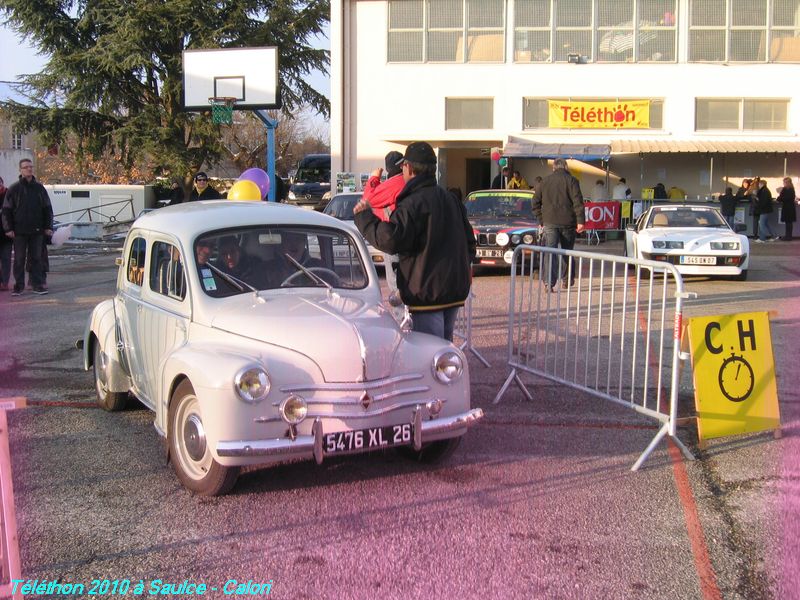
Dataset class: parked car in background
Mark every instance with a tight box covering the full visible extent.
[625,204,749,280]
[323,192,386,269]
[465,189,540,267]
[287,153,331,211]
[82,201,483,495]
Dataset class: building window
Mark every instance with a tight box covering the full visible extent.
[11,130,23,150]
[523,97,663,129]
[689,0,800,62]
[513,0,676,62]
[388,0,505,63]
[446,97,494,129]
[695,98,788,130]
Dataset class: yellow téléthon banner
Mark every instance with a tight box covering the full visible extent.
[548,100,650,129]
[687,312,780,441]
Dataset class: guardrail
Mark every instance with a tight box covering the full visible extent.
[493,245,695,471]
[53,197,136,224]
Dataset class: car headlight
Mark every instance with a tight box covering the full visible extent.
[495,232,509,246]
[710,241,740,250]
[288,191,296,200]
[652,240,684,249]
[432,350,463,385]
[511,234,521,244]
[234,367,271,404]
[522,233,535,244]
[279,395,308,425]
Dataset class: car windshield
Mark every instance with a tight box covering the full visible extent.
[465,193,535,219]
[295,167,330,184]
[323,195,360,220]
[193,226,368,297]
[647,208,728,229]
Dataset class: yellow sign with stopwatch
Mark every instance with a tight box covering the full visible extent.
[687,312,780,440]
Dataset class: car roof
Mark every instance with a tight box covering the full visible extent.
[132,200,347,239]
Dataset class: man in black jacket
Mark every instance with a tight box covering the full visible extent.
[188,172,222,201]
[533,158,585,291]
[1,159,53,295]
[353,141,476,341]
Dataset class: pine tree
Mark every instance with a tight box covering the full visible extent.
[0,0,330,184]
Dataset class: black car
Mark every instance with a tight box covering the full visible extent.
[465,189,540,267]
[287,154,331,211]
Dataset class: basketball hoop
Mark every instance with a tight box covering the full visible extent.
[209,96,236,124]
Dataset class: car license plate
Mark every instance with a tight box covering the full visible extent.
[476,248,503,258]
[680,256,716,265]
[323,424,412,455]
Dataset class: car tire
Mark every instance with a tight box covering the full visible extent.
[168,380,239,496]
[93,341,128,412]
[398,436,462,464]
[732,269,748,281]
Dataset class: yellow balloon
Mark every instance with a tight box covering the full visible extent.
[227,179,262,202]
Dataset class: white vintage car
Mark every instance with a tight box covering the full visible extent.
[625,204,750,280]
[83,201,483,495]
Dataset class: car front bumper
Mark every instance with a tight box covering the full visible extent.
[216,407,484,463]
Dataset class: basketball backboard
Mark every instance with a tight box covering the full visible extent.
[182,47,279,111]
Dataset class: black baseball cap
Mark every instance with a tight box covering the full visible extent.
[395,142,437,166]
[195,172,208,181]
[385,151,404,171]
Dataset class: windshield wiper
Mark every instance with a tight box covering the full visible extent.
[204,262,258,293]
[285,254,332,290]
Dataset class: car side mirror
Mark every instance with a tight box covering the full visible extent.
[734,223,747,233]
[626,223,636,231]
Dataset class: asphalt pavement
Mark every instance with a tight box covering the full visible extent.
[0,237,797,599]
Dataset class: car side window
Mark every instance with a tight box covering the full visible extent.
[149,241,186,301]
[126,237,147,286]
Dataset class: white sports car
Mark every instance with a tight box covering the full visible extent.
[82,201,483,495]
[625,205,749,280]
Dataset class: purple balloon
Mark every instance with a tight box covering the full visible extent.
[239,168,271,199]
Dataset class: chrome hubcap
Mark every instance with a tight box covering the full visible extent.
[183,414,207,462]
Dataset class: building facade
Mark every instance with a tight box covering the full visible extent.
[0,117,34,183]
[331,0,800,198]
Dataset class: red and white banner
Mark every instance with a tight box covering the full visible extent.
[584,201,620,230]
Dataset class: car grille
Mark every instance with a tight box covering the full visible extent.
[478,233,498,246]
[257,373,437,422]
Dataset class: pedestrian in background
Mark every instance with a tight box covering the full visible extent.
[353,141,476,341]
[754,179,778,243]
[592,179,607,201]
[653,183,668,199]
[188,172,222,201]
[777,177,796,241]
[1,159,53,295]
[361,150,405,299]
[491,166,509,190]
[507,170,529,190]
[612,177,630,200]
[0,176,10,291]
[533,158,585,291]
[169,180,184,205]
[719,186,737,229]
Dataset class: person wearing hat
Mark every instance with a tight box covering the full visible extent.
[353,141,476,341]
[189,172,222,201]
[362,150,405,297]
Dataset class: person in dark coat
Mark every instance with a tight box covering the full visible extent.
[1,159,53,295]
[188,172,222,201]
[719,187,737,229]
[491,166,509,189]
[777,177,797,241]
[0,176,11,291]
[353,141,476,341]
[169,181,185,205]
[532,158,585,290]
[753,179,778,243]
[653,183,668,199]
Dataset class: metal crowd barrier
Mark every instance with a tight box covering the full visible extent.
[453,289,490,367]
[54,197,136,224]
[493,245,695,471]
